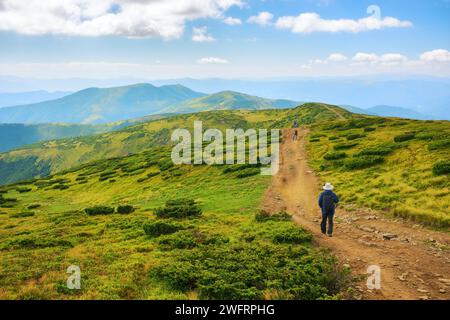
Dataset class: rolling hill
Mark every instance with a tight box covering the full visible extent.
[0,103,448,300]
[0,84,204,124]
[0,114,168,153]
[163,91,299,113]
[0,103,352,185]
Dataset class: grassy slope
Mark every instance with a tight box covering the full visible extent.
[0,84,204,124]
[0,115,169,153]
[163,91,299,113]
[307,117,450,227]
[0,146,347,300]
[0,104,349,185]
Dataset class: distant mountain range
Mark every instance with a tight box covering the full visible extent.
[163,91,299,113]
[0,84,298,124]
[0,84,204,124]
[340,105,432,120]
[0,90,71,108]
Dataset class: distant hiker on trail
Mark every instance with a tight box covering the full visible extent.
[292,121,299,141]
[318,182,339,237]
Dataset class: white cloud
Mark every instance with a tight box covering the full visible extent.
[192,26,216,42]
[327,53,348,62]
[197,57,229,64]
[223,16,242,25]
[275,12,412,34]
[352,52,408,64]
[420,49,450,62]
[247,11,274,26]
[0,0,244,39]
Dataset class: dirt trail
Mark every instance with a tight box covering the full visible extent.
[263,128,450,300]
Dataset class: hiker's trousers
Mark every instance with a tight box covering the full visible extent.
[321,211,334,235]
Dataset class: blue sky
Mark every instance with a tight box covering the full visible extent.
[0,0,449,79]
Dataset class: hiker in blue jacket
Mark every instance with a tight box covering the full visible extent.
[318,182,339,237]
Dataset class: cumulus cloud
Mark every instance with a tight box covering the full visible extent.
[275,12,412,34]
[352,52,408,64]
[197,57,229,64]
[0,0,244,39]
[420,49,450,62]
[223,16,242,25]
[247,11,274,26]
[327,53,348,62]
[192,26,216,42]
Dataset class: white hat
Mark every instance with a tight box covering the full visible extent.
[323,182,334,190]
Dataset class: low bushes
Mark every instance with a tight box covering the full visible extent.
[117,205,135,214]
[255,210,290,222]
[150,243,348,300]
[356,145,393,156]
[428,139,450,151]
[85,206,115,215]
[346,133,366,141]
[333,142,358,150]
[10,211,35,218]
[16,187,32,193]
[323,152,347,161]
[155,199,202,219]
[84,204,136,215]
[394,133,415,143]
[236,168,260,178]
[432,160,450,176]
[273,227,313,244]
[344,156,384,170]
[27,204,41,210]
[143,221,180,237]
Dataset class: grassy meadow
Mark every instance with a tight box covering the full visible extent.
[0,145,350,300]
[307,117,450,228]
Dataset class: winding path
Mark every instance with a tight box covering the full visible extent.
[263,128,450,300]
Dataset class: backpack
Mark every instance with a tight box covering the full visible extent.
[322,193,335,213]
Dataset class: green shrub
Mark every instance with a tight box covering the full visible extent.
[432,160,450,176]
[150,243,349,300]
[428,139,450,151]
[273,227,313,244]
[364,127,376,132]
[85,206,115,215]
[344,156,384,170]
[117,205,135,214]
[157,230,201,250]
[158,159,174,171]
[10,211,35,218]
[143,221,180,237]
[27,204,41,210]
[333,142,358,150]
[394,133,415,143]
[356,145,393,156]
[309,138,320,142]
[16,187,32,193]
[255,210,291,222]
[155,199,202,219]
[236,168,260,178]
[323,152,347,161]
[346,133,366,140]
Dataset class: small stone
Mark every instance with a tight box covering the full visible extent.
[419,295,429,300]
[439,289,446,294]
[343,264,351,269]
[417,289,429,293]
[382,233,398,240]
[438,278,450,284]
